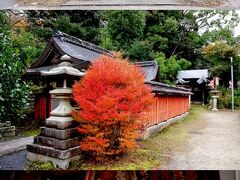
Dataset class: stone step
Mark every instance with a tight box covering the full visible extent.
[0,126,15,133]
[40,127,79,140]
[0,121,11,128]
[0,131,15,138]
[26,144,81,160]
[34,136,80,150]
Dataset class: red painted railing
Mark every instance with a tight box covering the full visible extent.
[146,95,190,128]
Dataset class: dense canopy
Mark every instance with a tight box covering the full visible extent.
[1,10,240,122]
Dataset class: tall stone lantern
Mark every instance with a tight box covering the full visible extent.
[27,54,84,169]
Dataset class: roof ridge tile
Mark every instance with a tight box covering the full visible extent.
[53,31,112,56]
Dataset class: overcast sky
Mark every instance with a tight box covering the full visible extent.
[199,10,240,37]
[234,25,240,36]
[234,10,240,36]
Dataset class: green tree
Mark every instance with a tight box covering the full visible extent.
[125,40,154,61]
[155,53,192,84]
[202,41,240,86]
[144,10,240,68]
[27,10,102,45]
[145,11,204,68]
[12,30,45,66]
[0,12,31,124]
[101,10,147,60]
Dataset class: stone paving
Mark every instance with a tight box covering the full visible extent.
[2,0,240,10]
[0,136,33,157]
[0,150,27,170]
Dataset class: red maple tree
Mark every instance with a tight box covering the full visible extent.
[73,55,154,159]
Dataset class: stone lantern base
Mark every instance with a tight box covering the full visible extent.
[27,151,80,170]
[27,124,81,169]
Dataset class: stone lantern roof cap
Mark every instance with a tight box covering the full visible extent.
[41,54,85,77]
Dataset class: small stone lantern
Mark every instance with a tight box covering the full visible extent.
[27,54,84,169]
[211,90,219,111]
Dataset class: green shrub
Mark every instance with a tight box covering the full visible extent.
[218,86,240,110]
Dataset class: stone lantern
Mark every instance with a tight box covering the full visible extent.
[27,54,84,169]
[211,90,219,111]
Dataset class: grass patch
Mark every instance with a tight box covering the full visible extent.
[22,129,40,137]
[25,161,58,170]
[26,105,206,170]
[0,128,40,143]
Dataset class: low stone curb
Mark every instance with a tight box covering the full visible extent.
[142,112,189,139]
[0,136,34,157]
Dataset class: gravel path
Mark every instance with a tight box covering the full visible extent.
[159,110,240,170]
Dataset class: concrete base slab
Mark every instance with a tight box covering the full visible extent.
[27,151,80,169]
[26,144,81,159]
[142,112,189,139]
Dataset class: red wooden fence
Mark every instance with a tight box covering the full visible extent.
[34,93,190,126]
[146,95,190,128]
[34,94,51,120]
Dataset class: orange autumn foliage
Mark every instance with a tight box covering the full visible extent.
[73,55,154,159]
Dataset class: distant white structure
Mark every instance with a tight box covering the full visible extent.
[177,69,210,105]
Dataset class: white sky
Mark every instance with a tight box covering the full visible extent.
[234,10,240,36]
[196,10,240,37]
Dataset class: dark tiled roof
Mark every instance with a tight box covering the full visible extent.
[28,31,112,71]
[53,31,112,62]
[134,61,158,81]
[26,32,161,82]
[145,81,192,95]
